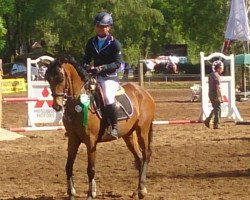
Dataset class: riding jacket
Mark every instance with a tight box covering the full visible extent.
[82,34,122,81]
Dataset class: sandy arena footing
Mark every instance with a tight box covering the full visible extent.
[0,128,25,141]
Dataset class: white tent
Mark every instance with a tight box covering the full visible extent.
[225,0,250,41]
[225,0,250,101]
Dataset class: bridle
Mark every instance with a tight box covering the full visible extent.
[51,65,71,100]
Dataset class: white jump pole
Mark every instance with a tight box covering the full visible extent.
[3,97,53,103]
[153,120,202,125]
[10,126,65,132]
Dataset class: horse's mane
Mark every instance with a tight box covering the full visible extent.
[45,54,86,82]
[61,54,87,81]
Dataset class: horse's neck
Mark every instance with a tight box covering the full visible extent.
[66,65,85,99]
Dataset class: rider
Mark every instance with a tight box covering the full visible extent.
[82,12,122,139]
[166,52,179,74]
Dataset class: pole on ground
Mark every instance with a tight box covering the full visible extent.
[0,59,2,128]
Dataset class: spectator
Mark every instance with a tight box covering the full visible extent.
[204,60,224,129]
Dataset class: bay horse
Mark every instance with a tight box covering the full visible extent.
[44,57,155,199]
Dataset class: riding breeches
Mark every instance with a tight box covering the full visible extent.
[97,76,119,105]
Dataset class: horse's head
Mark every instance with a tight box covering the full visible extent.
[43,58,69,111]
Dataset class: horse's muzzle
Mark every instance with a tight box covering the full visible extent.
[52,103,63,112]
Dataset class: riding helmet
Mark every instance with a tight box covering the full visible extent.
[94,12,113,26]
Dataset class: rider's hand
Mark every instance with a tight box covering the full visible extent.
[90,65,104,75]
[84,64,91,73]
[219,96,223,103]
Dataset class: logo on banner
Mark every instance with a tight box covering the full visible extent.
[208,95,229,103]
[35,87,53,108]
[222,95,229,102]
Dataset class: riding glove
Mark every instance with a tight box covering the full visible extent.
[90,65,105,75]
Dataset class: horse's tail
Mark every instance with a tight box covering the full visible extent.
[147,121,153,162]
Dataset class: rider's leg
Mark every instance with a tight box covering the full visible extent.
[100,79,119,138]
[172,63,178,73]
[106,103,118,138]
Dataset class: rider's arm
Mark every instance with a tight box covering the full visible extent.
[100,39,122,73]
[216,83,223,102]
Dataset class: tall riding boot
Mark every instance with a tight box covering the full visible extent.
[106,103,118,139]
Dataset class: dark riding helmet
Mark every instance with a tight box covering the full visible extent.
[94,12,113,26]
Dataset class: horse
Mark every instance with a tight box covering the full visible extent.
[44,57,155,200]
[142,56,179,74]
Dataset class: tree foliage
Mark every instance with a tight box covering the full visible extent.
[0,0,233,64]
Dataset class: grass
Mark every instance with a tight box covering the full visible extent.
[143,81,199,90]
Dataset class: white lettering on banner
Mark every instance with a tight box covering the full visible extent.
[34,109,55,119]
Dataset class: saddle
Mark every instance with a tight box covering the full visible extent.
[86,78,133,121]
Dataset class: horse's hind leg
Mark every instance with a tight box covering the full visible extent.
[66,134,81,198]
[134,122,153,199]
[122,131,143,170]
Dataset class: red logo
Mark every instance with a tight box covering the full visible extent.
[35,87,53,108]
[208,95,229,103]
[222,95,229,102]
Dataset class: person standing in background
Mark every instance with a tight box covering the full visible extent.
[204,60,224,129]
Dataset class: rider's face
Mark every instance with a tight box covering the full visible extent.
[95,25,110,37]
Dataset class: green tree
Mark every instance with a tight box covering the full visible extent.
[0,17,7,50]
[152,0,230,63]
[0,0,234,66]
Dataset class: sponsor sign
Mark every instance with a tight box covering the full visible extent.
[27,56,63,126]
[27,82,62,125]
[1,78,27,93]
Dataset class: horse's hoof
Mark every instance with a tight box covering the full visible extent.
[70,196,76,200]
[138,187,147,199]
[67,188,76,197]
[131,191,139,200]
[88,179,97,199]
[87,192,96,200]
[132,187,147,199]
[140,187,147,195]
[86,196,94,200]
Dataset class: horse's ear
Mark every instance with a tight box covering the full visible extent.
[59,57,66,65]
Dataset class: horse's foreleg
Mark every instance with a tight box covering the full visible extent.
[86,136,97,199]
[66,135,81,197]
[134,123,153,199]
